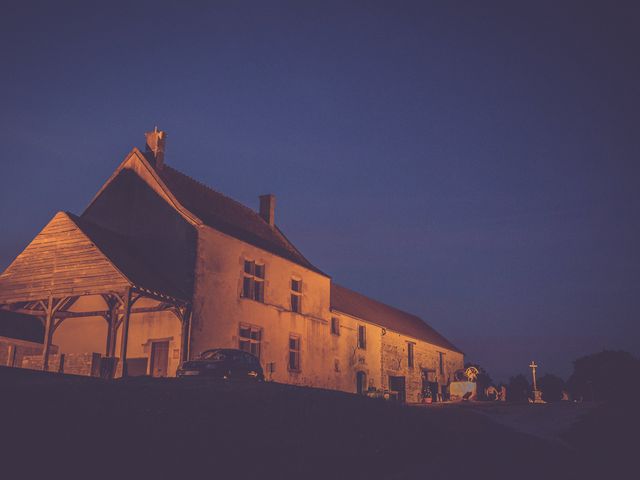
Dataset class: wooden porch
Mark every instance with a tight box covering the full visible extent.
[0,211,191,377]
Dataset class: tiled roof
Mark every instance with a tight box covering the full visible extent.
[69,213,189,302]
[330,283,462,353]
[0,310,43,343]
[157,164,326,276]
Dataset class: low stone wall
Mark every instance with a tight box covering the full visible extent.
[1,338,57,368]
[21,352,103,377]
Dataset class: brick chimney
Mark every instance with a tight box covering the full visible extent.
[259,194,276,226]
[145,127,166,169]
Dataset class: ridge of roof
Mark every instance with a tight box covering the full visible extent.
[330,283,462,353]
[156,163,327,277]
[162,164,264,224]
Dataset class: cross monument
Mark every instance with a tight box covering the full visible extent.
[529,360,545,403]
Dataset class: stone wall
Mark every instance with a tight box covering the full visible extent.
[0,337,55,368]
[381,330,464,403]
[21,352,102,376]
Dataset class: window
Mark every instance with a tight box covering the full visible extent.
[242,260,264,302]
[407,342,415,368]
[239,324,262,358]
[438,352,444,376]
[330,317,340,336]
[288,335,301,371]
[290,278,302,313]
[357,325,366,349]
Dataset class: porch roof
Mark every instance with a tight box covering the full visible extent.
[0,211,188,305]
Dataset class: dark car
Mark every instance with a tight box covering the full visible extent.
[176,348,264,381]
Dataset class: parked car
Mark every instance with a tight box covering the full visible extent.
[176,348,264,381]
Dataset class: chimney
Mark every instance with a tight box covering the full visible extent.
[259,194,276,226]
[145,127,166,169]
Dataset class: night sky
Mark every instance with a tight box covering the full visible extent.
[1,1,638,381]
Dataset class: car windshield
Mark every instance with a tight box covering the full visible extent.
[200,350,227,361]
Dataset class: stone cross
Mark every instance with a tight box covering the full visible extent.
[529,361,538,391]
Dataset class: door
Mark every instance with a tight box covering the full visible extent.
[389,376,406,403]
[150,341,169,377]
[356,371,367,395]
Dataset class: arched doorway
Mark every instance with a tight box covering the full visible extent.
[356,371,367,394]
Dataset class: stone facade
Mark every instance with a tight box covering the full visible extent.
[380,330,461,403]
[2,131,464,401]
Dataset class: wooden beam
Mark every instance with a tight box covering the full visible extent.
[107,299,118,358]
[41,296,54,372]
[180,306,192,362]
[119,289,132,378]
[51,317,66,335]
[1,303,177,319]
[101,294,116,356]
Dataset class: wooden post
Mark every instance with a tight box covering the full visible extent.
[101,299,119,379]
[106,300,118,357]
[104,314,112,357]
[119,289,132,377]
[180,306,192,362]
[41,296,54,372]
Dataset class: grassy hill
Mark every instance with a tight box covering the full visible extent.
[0,367,630,479]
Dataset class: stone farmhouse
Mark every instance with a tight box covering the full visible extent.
[0,129,463,402]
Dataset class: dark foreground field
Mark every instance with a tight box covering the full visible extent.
[0,367,634,480]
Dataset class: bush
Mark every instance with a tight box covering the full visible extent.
[538,373,565,402]
[567,350,639,401]
[507,374,530,403]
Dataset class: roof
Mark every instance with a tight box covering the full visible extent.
[330,283,462,353]
[0,211,188,304]
[0,310,43,343]
[156,163,326,276]
[69,213,189,302]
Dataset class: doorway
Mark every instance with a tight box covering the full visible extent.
[149,341,169,377]
[388,375,406,403]
[356,371,367,394]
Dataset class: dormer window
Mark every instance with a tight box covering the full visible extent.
[290,278,302,313]
[242,260,265,302]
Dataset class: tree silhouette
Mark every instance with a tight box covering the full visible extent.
[567,350,639,401]
[507,374,530,403]
[538,373,565,402]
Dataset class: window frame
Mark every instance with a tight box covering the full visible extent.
[357,325,367,350]
[241,259,265,303]
[290,277,302,313]
[288,334,301,372]
[238,323,262,359]
[407,342,415,369]
[330,317,340,336]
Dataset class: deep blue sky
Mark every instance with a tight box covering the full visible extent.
[1,1,638,381]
